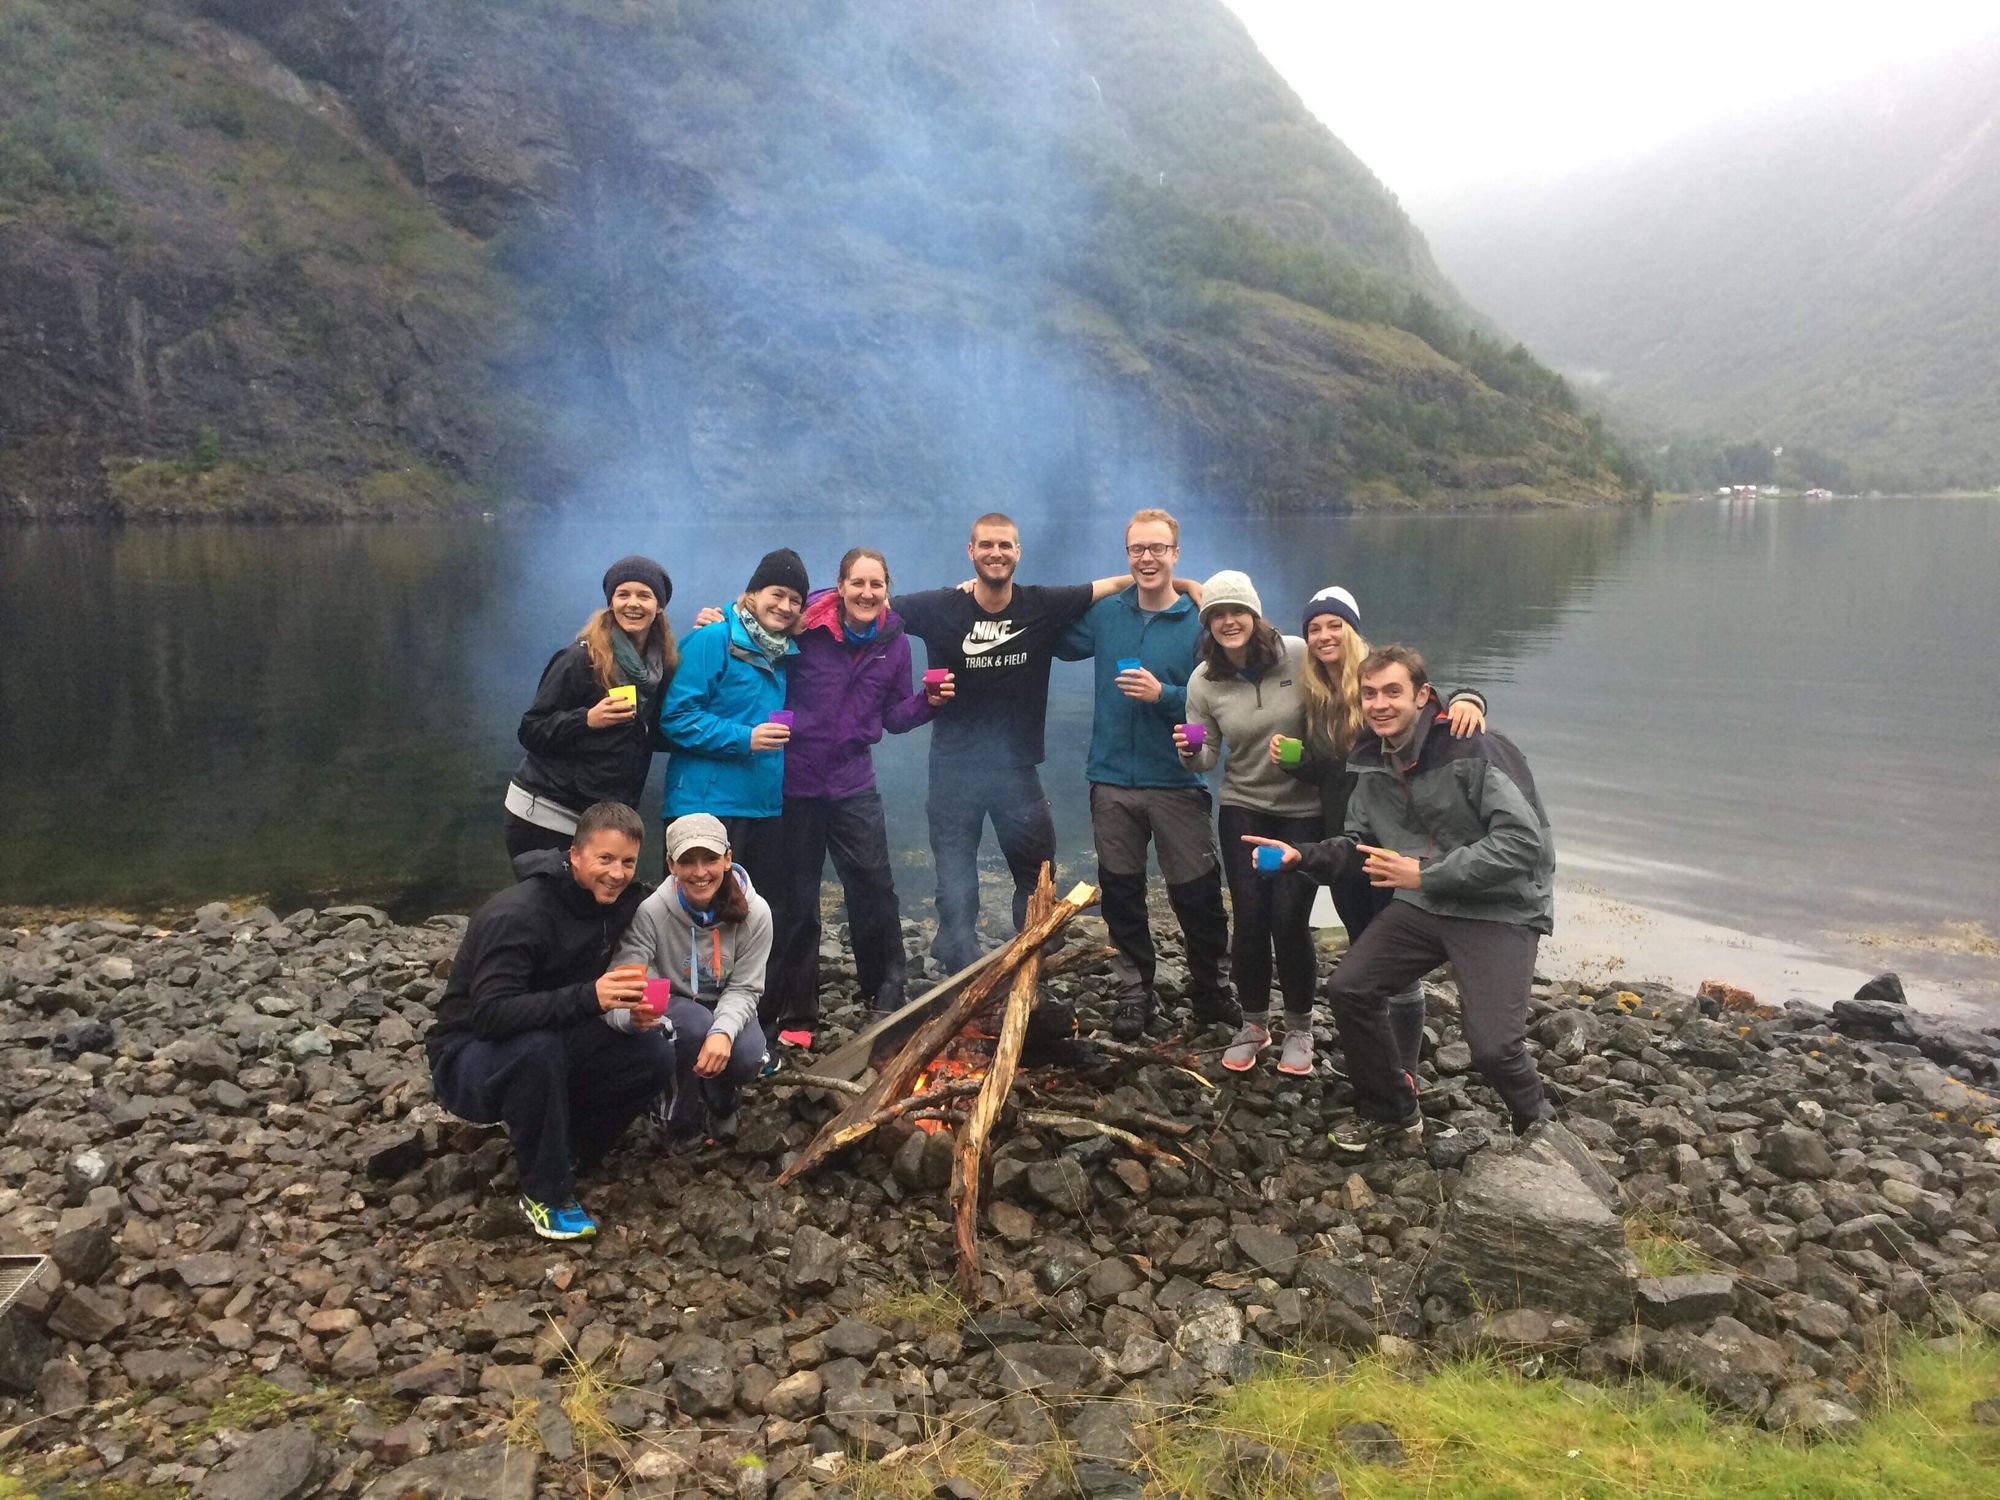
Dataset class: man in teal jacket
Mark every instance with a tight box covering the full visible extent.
[1057,509,1239,1040]
[1245,644,1556,1147]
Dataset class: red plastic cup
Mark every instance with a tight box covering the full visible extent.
[767,710,795,729]
[643,978,673,1017]
[923,668,950,687]
[1179,722,1206,752]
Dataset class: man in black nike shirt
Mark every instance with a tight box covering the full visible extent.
[894,514,1149,972]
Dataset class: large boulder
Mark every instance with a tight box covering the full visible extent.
[1420,1123,1637,1329]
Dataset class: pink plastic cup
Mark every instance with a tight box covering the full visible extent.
[1179,722,1206,752]
[767,710,795,729]
[923,668,950,687]
[642,978,673,1017]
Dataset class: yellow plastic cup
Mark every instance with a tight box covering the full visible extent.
[608,684,638,708]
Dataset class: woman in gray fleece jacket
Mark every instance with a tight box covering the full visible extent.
[1176,571,1322,1073]
[611,813,773,1143]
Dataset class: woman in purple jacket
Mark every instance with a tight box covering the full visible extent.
[768,547,953,1048]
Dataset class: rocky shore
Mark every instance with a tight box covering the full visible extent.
[5,902,2000,1498]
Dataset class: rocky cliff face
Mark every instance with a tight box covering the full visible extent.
[1,0,1633,518]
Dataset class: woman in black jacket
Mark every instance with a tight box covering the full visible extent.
[504,556,680,869]
[1276,586,1485,1079]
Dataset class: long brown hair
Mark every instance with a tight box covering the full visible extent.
[1302,620,1371,757]
[1198,616,1284,680]
[578,605,678,692]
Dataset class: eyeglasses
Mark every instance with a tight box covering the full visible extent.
[1125,543,1176,558]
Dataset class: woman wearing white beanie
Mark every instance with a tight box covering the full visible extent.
[1175,571,1322,1074]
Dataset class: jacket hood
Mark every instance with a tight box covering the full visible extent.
[659,863,757,926]
[802,588,903,643]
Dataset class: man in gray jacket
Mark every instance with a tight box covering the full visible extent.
[1243,644,1556,1148]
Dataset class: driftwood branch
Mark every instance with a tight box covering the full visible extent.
[1018,1110,1186,1165]
[772,878,1097,1187]
[952,866,1055,1297]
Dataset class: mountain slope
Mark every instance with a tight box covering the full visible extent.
[0,0,1635,518]
[1425,34,2000,491]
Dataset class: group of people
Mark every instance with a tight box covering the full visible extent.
[428,510,1558,1240]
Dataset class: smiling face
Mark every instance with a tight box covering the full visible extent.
[671,845,733,907]
[608,581,660,640]
[1359,661,1433,742]
[967,523,1020,586]
[1124,518,1178,591]
[747,584,802,635]
[1206,606,1255,655]
[838,554,889,627]
[1306,612,1349,665]
[568,829,641,905]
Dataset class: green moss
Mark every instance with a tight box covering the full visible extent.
[1145,1335,2000,1498]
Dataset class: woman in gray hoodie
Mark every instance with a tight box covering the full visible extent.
[1177,571,1322,1074]
[611,813,773,1145]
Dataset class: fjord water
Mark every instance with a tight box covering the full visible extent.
[3,498,1995,1011]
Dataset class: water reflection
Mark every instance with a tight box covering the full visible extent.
[3,499,1994,1014]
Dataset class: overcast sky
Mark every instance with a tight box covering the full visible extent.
[1223,1,1999,214]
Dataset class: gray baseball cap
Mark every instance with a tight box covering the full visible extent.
[663,813,730,863]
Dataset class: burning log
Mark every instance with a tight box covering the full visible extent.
[771,875,1098,1188]
[951,868,1056,1295]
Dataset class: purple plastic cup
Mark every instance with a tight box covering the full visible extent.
[767,710,795,729]
[1254,846,1284,874]
[1179,722,1206,752]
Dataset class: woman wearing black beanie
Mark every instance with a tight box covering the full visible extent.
[503,556,679,871]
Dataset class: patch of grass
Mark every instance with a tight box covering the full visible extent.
[1623,1210,1719,1279]
[1145,1334,2000,1498]
[842,1428,1050,1500]
[863,1281,972,1336]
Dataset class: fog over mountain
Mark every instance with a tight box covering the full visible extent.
[0,0,1634,520]
[1424,32,2000,491]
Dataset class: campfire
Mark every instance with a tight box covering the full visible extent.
[774,866,1192,1297]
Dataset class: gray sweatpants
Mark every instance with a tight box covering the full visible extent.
[1325,900,1549,1130]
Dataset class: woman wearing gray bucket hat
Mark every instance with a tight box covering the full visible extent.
[1175,570,1322,1076]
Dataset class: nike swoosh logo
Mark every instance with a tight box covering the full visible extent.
[960,627,1031,656]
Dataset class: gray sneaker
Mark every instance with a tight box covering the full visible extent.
[1221,1020,1270,1072]
[1276,1027,1315,1076]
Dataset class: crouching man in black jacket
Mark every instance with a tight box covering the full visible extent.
[426,801,670,1240]
[1242,645,1557,1154]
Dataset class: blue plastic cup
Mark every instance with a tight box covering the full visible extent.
[1116,657,1143,673]
[1254,846,1284,874]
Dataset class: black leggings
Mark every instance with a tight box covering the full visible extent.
[1217,804,1323,1019]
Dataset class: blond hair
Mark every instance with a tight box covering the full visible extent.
[1302,619,1371,757]
[1125,507,1179,544]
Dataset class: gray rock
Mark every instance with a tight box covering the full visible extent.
[821,1318,889,1361]
[1762,1387,1862,1437]
[1025,1156,1094,1213]
[1069,1461,1147,1499]
[788,1226,846,1294]
[49,1223,117,1285]
[1172,1289,1245,1378]
[1636,1274,1738,1329]
[761,1369,823,1420]
[173,1252,239,1288]
[1336,1421,1405,1466]
[1421,1133,1638,1328]
[1764,1127,1835,1181]
[360,1443,536,1500]
[1068,1399,1147,1463]
[195,1423,322,1500]
[1828,1214,1914,1257]
[329,1326,381,1379]
[1231,1223,1300,1279]
[47,1286,124,1344]
[0,1310,52,1396]
[671,1337,737,1416]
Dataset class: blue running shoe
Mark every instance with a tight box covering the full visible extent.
[519,1193,597,1240]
